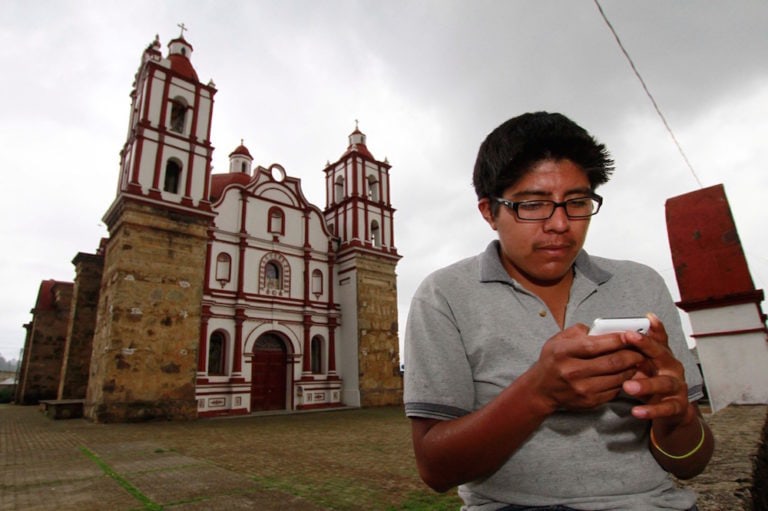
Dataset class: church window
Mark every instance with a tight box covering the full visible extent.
[259,253,291,295]
[311,336,324,374]
[367,175,379,201]
[268,207,284,235]
[208,331,226,375]
[241,162,247,173]
[215,253,231,287]
[371,220,381,247]
[334,176,344,203]
[312,269,323,296]
[169,98,188,134]
[265,261,281,290]
[164,160,182,194]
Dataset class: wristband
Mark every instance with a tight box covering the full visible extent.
[650,419,706,460]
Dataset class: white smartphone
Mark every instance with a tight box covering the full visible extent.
[589,317,650,335]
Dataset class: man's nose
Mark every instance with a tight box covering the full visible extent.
[544,204,571,231]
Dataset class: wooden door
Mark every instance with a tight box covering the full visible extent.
[251,348,287,411]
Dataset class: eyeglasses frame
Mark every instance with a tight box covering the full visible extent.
[491,193,603,221]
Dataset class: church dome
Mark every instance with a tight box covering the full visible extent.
[343,124,374,159]
[229,143,253,159]
[167,35,199,81]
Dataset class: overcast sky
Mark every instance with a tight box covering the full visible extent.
[1,0,766,361]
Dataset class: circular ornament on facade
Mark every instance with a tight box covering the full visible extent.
[270,164,286,182]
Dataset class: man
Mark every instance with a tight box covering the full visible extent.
[403,112,713,511]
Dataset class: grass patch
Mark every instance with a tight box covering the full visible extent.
[386,491,463,510]
[79,446,163,510]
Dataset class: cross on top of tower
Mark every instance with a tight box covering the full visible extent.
[177,22,188,38]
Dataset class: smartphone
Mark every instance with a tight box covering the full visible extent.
[588,317,650,335]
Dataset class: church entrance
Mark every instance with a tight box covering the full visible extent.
[250,334,288,412]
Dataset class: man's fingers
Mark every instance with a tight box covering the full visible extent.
[623,374,682,398]
[630,398,688,420]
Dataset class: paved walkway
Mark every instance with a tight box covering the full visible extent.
[1,404,765,510]
[0,405,325,511]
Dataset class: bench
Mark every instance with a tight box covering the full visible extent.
[39,399,85,419]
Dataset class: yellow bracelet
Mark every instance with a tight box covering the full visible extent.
[650,419,706,460]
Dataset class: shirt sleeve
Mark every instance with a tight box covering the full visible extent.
[403,275,475,420]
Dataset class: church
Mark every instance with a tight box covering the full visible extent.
[16,31,403,422]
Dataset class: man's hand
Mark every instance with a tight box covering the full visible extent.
[617,313,689,425]
[528,324,646,413]
[614,313,714,479]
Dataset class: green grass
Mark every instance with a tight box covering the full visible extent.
[385,491,463,510]
[79,446,164,510]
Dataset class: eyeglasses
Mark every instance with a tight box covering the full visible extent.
[492,194,603,221]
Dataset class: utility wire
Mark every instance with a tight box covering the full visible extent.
[594,0,704,189]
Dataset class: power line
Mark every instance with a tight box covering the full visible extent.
[594,0,704,189]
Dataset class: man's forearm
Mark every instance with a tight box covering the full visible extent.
[412,370,553,492]
[649,403,715,479]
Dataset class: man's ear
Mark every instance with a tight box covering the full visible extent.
[478,198,497,231]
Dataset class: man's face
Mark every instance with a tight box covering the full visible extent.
[478,158,593,289]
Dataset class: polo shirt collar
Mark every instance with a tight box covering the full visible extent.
[478,240,613,287]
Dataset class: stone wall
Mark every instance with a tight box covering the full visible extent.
[85,200,210,422]
[681,405,768,510]
[16,282,73,404]
[752,412,768,511]
[58,252,103,399]
[355,255,403,406]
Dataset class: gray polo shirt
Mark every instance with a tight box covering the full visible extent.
[404,241,703,510]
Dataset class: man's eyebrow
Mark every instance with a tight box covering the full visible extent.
[509,187,593,199]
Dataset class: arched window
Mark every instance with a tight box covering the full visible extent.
[164,160,182,194]
[334,176,344,203]
[367,175,379,201]
[259,253,291,295]
[208,331,226,375]
[265,261,281,290]
[215,253,231,287]
[370,220,381,247]
[169,98,188,133]
[268,207,284,235]
[241,162,247,173]
[311,336,324,374]
[312,269,323,296]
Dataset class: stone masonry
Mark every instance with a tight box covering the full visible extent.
[15,281,73,404]
[682,405,768,510]
[58,252,104,400]
[85,200,210,422]
[356,255,403,406]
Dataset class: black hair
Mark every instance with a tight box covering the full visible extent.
[472,112,614,204]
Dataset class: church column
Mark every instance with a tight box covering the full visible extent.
[236,189,248,300]
[232,308,245,378]
[302,314,312,375]
[328,316,338,377]
[197,305,210,376]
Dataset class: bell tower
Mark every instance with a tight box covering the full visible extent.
[86,29,217,422]
[113,29,216,209]
[323,124,403,407]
